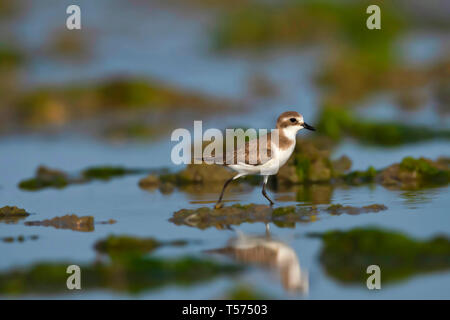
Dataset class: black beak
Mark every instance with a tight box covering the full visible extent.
[302,122,315,131]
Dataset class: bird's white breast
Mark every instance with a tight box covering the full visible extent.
[275,141,296,168]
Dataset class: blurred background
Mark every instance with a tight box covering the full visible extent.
[0,0,449,299]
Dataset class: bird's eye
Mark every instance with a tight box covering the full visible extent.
[290,118,297,123]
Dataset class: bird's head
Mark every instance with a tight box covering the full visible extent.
[276,111,315,137]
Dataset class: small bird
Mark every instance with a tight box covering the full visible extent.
[206,232,309,293]
[209,111,315,208]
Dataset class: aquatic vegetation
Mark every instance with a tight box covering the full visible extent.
[174,164,235,184]
[2,235,38,243]
[207,233,308,293]
[172,202,393,229]
[326,204,387,216]
[222,285,271,300]
[294,184,334,204]
[0,206,30,224]
[0,46,24,71]
[139,164,237,194]
[82,166,141,180]
[171,204,320,229]
[25,214,95,232]
[45,29,93,62]
[94,235,188,256]
[314,227,450,284]
[276,138,342,184]
[14,76,237,128]
[315,106,450,145]
[18,166,71,190]
[0,257,242,295]
[103,123,159,141]
[343,166,377,185]
[378,157,450,189]
[247,72,279,98]
[342,157,448,189]
[138,174,160,190]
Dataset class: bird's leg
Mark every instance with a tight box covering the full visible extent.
[215,177,234,209]
[262,175,274,206]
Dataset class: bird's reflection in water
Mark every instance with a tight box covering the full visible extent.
[206,226,308,294]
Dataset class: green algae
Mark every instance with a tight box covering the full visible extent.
[272,206,318,228]
[45,29,92,62]
[314,227,450,284]
[343,166,377,185]
[316,106,450,145]
[222,285,271,300]
[94,235,188,256]
[276,138,337,184]
[15,77,235,127]
[0,47,24,71]
[212,0,404,51]
[378,157,449,189]
[326,204,387,216]
[399,157,449,183]
[82,166,141,180]
[142,155,448,197]
[0,0,22,18]
[0,206,30,224]
[2,235,38,243]
[0,256,243,295]
[171,202,394,229]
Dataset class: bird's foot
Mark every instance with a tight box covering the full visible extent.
[214,202,224,209]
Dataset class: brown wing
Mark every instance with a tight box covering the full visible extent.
[228,132,273,166]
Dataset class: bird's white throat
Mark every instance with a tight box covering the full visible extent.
[280,125,301,142]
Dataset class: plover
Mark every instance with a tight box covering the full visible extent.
[208,111,315,208]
